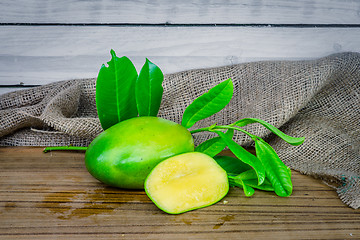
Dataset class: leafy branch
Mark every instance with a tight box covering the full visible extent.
[182,78,304,197]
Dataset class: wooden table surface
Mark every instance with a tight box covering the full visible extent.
[0,147,359,239]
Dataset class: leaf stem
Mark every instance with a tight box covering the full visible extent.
[190,127,212,134]
[43,146,88,153]
[214,125,259,141]
[190,124,259,141]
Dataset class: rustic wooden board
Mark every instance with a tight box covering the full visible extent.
[0,147,359,239]
[1,0,360,24]
[1,26,359,89]
[1,0,360,94]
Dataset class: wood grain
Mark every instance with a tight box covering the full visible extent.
[1,0,360,24]
[1,0,360,94]
[0,147,359,239]
[1,26,359,88]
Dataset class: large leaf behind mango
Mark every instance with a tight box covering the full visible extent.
[181,79,233,129]
[136,59,164,117]
[96,50,138,130]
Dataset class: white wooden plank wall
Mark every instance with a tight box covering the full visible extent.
[1,0,360,95]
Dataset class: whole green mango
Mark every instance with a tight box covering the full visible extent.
[85,116,194,189]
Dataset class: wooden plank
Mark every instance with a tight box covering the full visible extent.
[0,147,359,240]
[1,25,360,89]
[1,0,360,24]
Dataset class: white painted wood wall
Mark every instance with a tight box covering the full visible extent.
[1,0,360,94]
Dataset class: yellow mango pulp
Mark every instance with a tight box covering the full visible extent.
[145,152,229,214]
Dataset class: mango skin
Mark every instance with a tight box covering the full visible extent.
[85,116,194,189]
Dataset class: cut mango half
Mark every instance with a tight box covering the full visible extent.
[145,152,229,214]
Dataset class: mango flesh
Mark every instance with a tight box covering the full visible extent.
[85,116,194,189]
[145,152,229,214]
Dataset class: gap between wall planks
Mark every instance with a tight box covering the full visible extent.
[1,0,360,24]
[1,0,360,94]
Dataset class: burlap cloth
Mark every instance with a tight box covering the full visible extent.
[0,52,359,209]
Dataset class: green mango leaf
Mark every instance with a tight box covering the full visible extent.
[233,170,275,191]
[214,130,265,185]
[228,177,255,197]
[243,179,275,192]
[195,129,234,157]
[181,79,233,128]
[234,118,305,146]
[235,169,258,181]
[229,170,257,196]
[238,179,255,196]
[96,49,138,130]
[136,58,164,117]
[229,170,275,194]
[214,155,252,174]
[255,138,293,197]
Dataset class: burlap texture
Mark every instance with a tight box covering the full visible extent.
[0,52,359,209]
